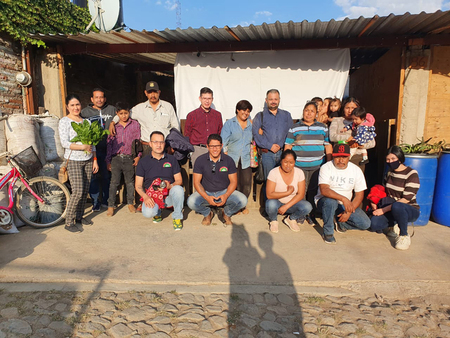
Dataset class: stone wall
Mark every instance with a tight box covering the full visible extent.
[0,36,23,115]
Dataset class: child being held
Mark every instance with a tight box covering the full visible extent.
[327,98,341,124]
[341,107,376,165]
[106,102,142,216]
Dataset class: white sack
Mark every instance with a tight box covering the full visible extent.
[38,116,64,162]
[175,49,350,121]
[5,114,46,166]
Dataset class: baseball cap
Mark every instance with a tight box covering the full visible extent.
[145,81,160,92]
[332,143,351,157]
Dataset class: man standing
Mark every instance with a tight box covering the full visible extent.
[187,134,247,226]
[109,81,179,156]
[252,89,293,179]
[315,143,371,244]
[135,131,184,230]
[81,88,116,211]
[185,87,223,166]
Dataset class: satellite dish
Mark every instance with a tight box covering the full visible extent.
[87,0,121,32]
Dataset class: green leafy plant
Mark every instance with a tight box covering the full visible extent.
[400,137,447,155]
[70,120,109,145]
[0,0,92,47]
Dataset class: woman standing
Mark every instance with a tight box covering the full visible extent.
[370,146,420,250]
[265,150,313,233]
[221,100,253,214]
[59,94,99,232]
[285,101,332,224]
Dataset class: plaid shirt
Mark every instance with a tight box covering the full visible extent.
[185,106,223,145]
[106,119,141,164]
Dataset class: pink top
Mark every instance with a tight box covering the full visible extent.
[267,167,305,204]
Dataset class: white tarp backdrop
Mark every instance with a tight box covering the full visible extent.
[174,49,350,121]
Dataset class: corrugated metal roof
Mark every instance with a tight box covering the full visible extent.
[32,10,450,66]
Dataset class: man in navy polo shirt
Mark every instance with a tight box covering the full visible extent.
[135,131,184,230]
[187,134,247,226]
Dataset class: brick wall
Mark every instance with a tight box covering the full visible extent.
[0,36,23,115]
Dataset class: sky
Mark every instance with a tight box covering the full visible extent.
[120,0,449,31]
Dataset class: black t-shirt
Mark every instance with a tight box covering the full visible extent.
[193,153,237,192]
[136,153,180,190]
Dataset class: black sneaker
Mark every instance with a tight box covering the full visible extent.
[76,218,93,226]
[359,158,369,165]
[65,224,82,233]
[334,219,347,233]
[323,234,336,244]
[92,202,101,212]
[305,215,315,226]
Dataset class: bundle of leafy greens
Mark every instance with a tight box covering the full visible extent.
[70,120,109,145]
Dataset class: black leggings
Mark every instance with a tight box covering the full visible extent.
[237,159,252,199]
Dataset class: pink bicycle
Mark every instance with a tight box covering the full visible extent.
[0,146,70,229]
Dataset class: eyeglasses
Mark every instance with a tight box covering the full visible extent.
[211,162,216,173]
[151,141,165,145]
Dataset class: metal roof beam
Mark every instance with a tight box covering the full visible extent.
[61,34,450,55]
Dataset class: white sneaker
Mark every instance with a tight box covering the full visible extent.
[283,217,300,232]
[395,235,411,250]
[386,225,400,238]
[269,221,279,233]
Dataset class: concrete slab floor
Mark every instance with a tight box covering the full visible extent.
[0,206,449,299]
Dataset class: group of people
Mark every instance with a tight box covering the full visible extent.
[58,82,420,250]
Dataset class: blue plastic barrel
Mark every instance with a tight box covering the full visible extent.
[432,151,450,227]
[404,154,438,226]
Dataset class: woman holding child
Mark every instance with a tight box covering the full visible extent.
[329,97,375,167]
[59,94,99,233]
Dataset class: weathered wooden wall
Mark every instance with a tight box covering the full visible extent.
[349,47,402,186]
[425,46,450,142]
[349,47,401,121]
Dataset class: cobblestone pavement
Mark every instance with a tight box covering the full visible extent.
[0,290,449,338]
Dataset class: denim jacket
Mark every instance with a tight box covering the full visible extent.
[221,116,253,169]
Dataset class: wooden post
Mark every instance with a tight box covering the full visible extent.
[56,46,67,117]
[25,49,36,115]
[395,47,406,145]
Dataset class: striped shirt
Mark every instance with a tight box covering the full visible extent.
[385,166,420,209]
[285,120,330,170]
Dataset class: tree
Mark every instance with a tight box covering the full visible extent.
[0,0,91,47]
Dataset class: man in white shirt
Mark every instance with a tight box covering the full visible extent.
[315,143,371,244]
[109,81,179,156]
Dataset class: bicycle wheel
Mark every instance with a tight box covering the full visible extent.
[15,176,70,228]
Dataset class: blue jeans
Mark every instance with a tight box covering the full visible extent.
[261,150,282,180]
[370,202,420,236]
[142,185,184,220]
[265,199,313,221]
[89,149,110,205]
[187,189,247,217]
[317,197,371,236]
